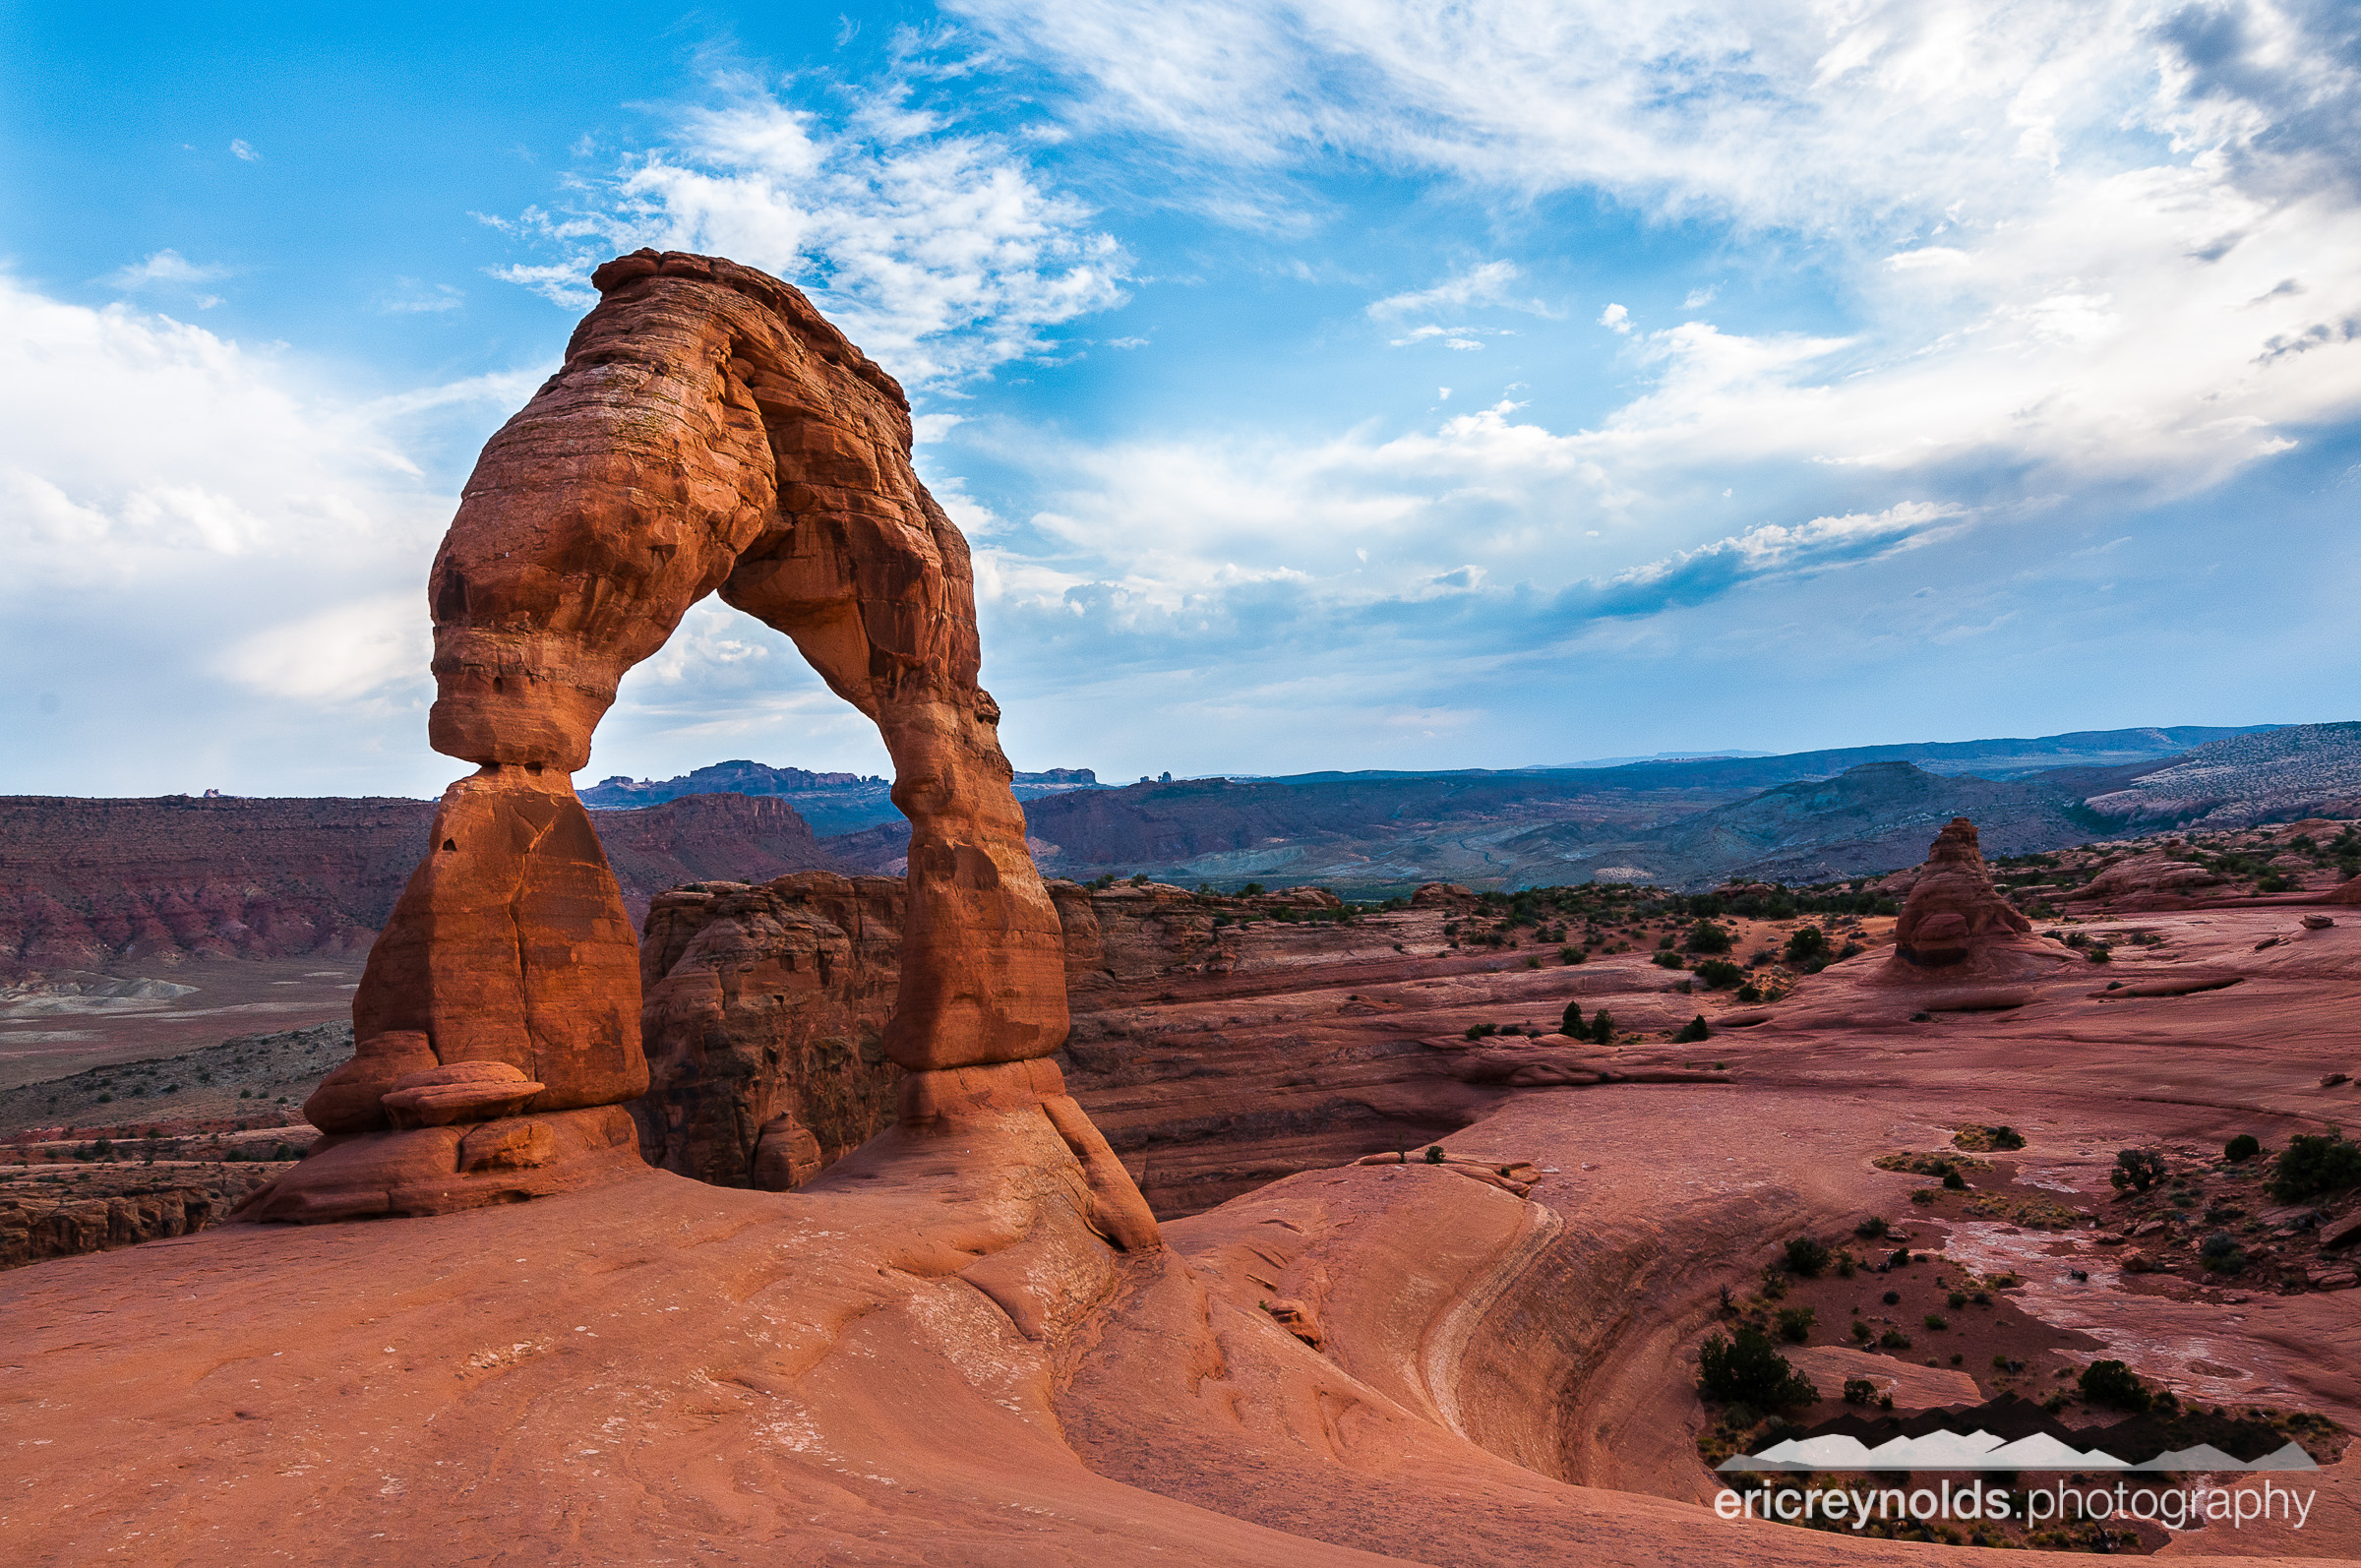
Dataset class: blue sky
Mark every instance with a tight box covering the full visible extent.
[5,0,2360,798]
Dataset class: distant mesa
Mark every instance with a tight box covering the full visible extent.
[580,758,1106,836]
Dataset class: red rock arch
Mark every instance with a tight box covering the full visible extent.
[248,251,1155,1245]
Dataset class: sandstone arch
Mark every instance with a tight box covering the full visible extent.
[247,250,1156,1247]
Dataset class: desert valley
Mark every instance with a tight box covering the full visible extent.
[5,244,2361,1568]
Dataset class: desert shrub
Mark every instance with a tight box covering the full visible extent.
[1843,1377,1878,1405]
[1560,946,1583,964]
[2270,1132,2361,1199]
[1850,1321,1874,1345]
[2086,943,2113,963]
[1696,1327,1819,1409]
[1652,950,1685,970]
[1734,983,1763,1003]
[1855,1215,1889,1239]
[1693,959,1743,990]
[1776,1306,1816,1343]
[2079,1360,2151,1412]
[1685,920,1734,955]
[1910,1188,1939,1206]
[2200,1232,2246,1273]
[1948,1291,1968,1309]
[1941,1167,1968,1191]
[1560,1000,1584,1034]
[1673,1015,1711,1044]
[1889,1247,1913,1268]
[1237,881,1265,896]
[1589,1011,1614,1045]
[2111,1148,2167,1192]
[1924,1313,1948,1330]
[1784,1236,1831,1277]
[1881,1290,1901,1305]
[2224,1133,2262,1162]
[1879,1328,1912,1349]
[1785,926,1830,966]
[1423,1145,1447,1165]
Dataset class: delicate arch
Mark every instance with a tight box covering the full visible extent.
[248,251,1154,1245]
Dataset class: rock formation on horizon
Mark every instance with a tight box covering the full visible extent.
[243,250,1156,1248]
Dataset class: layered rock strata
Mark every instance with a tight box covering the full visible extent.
[247,249,1153,1241]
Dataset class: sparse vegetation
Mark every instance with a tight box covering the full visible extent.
[2270,1132,2361,1199]
[2078,1359,2151,1412]
[2111,1147,2167,1192]
[1696,1326,1819,1409]
[1783,1236,1830,1277]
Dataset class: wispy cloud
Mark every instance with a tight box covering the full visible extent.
[484,72,1130,386]
[102,250,233,308]
[1366,259,1542,318]
[230,139,262,162]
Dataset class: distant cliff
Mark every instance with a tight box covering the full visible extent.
[0,792,840,981]
[581,757,1106,834]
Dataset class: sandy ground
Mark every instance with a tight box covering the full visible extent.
[3,905,2358,1564]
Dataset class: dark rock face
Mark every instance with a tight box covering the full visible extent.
[633,873,905,1189]
[0,1176,272,1270]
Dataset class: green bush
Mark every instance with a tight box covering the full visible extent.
[1843,1376,1877,1405]
[1589,1011,1614,1046]
[1423,1145,1447,1165]
[1785,926,1831,966]
[1941,1166,1968,1191]
[2079,1359,2150,1412]
[1696,1327,1819,1409]
[2199,1232,2246,1273]
[1850,1321,1874,1345]
[1693,959,1744,990]
[1784,1236,1830,1277]
[1652,950,1686,970]
[1924,1312,1948,1330]
[1560,999,1583,1034]
[1776,1306,1816,1343]
[1854,1215,1889,1239]
[2224,1133,2262,1162]
[1672,1015,1711,1044]
[1879,1328,1912,1349]
[1685,920,1734,955]
[2111,1148,2166,1192]
[2270,1132,2361,1199]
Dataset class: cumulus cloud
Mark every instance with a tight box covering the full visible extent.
[0,273,538,793]
[485,73,1129,386]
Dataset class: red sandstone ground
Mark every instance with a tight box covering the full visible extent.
[5,899,2359,1563]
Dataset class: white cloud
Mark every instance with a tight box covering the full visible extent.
[1366,259,1540,318]
[376,278,465,314]
[1598,302,1631,333]
[949,0,2361,494]
[0,273,540,791]
[230,139,262,162]
[218,593,432,703]
[103,250,233,291]
[486,74,1129,386]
